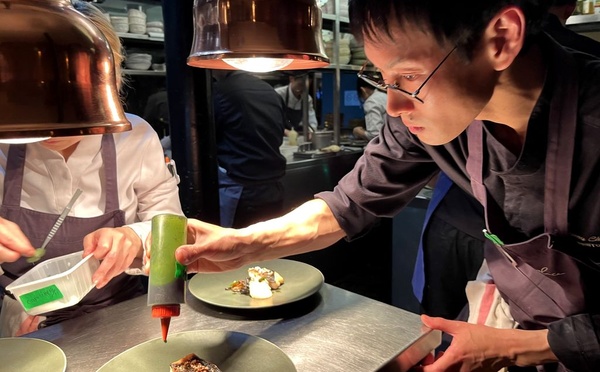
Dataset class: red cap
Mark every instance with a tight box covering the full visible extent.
[151,304,181,318]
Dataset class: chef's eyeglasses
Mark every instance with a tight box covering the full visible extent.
[357,46,457,104]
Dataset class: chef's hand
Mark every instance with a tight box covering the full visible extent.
[418,315,557,372]
[83,227,143,289]
[142,219,250,274]
[15,315,43,337]
[174,219,257,274]
[0,217,36,264]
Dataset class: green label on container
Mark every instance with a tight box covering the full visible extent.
[19,285,64,311]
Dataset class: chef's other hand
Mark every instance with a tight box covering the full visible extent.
[142,233,152,275]
[0,217,36,264]
[15,315,43,337]
[419,315,557,371]
[174,219,256,274]
[83,227,143,289]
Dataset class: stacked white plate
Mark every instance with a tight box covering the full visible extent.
[128,9,147,35]
[348,34,367,66]
[125,53,152,70]
[146,21,164,38]
[324,33,351,65]
[339,1,349,18]
[110,15,128,33]
[320,0,333,15]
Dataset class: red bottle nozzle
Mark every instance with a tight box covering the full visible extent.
[152,304,180,342]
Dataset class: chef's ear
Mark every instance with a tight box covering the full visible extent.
[481,5,526,72]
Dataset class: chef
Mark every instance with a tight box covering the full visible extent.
[352,74,388,141]
[275,73,318,132]
[0,0,183,337]
[169,0,600,370]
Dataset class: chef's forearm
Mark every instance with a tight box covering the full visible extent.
[238,199,346,261]
[503,328,557,367]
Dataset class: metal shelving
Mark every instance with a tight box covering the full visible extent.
[123,69,166,76]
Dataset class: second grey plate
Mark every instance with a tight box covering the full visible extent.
[0,337,66,372]
[188,259,324,309]
[97,330,296,372]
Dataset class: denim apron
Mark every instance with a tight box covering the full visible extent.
[0,135,143,331]
[218,166,243,228]
[465,51,598,371]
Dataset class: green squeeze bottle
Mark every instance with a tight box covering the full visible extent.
[147,214,187,342]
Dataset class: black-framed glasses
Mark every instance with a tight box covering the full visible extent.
[357,46,457,104]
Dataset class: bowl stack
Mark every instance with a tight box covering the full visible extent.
[125,53,152,70]
[322,30,351,65]
[110,15,129,33]
[349,35,367,66]
[146,21,164,38]
[338,33,352,65]
[128,8,147,35]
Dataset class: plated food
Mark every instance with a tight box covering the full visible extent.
[170,353,221,372]
[226,266,285,299]
[188,259,324,309]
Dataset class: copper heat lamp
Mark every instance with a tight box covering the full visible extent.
[0,0,131,141]
[187,0,330,72]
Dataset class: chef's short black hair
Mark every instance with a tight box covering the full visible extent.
[348,0,550,60]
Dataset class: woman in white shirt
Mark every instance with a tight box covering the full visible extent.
[0,1,183,336]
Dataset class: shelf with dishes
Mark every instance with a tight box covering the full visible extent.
[324,63,366,71]
[123,69,166,76]
[117,32,164,43]
[322,13,349,24]
[100,1,165,42]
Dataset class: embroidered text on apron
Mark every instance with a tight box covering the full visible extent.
[0,135,143,327]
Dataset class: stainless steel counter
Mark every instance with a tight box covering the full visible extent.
[27,283,440,372]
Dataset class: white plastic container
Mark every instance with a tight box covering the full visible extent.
[6,251,100,316]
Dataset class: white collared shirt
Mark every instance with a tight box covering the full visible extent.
[0,113,184,249]
[275,85,318,130]
[362,90,388,139]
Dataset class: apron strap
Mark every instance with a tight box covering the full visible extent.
[544,52,578,235]
[100,134,120,212]
[466,48,578,238]
[466,121,486,206]
[466,122,513,238]
[3,136,119,213]
[3,145,27,207]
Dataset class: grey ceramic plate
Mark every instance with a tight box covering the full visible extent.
[97,330,296,372]
[188,259,324,309]
[0,337,66,372]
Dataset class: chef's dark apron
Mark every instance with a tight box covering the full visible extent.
[285,89,304,132]
[0,135,144,327]
[217,166,243,228]
[465,51,599,371]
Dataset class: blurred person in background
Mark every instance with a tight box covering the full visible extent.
[212,70,288,228]
[353,74,388,141]
[0,0,183,337]
[143,89,170,140]
[275,73,318,132]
